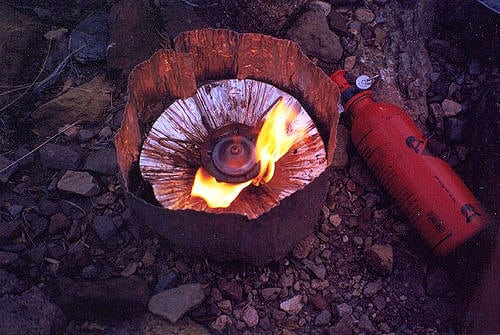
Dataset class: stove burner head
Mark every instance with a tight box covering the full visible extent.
[139,78,328,217]
[201,123,260,183]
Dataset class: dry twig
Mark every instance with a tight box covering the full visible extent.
[0,120,80,175]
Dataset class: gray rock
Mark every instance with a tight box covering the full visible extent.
[286,6,343,63]
[363,193,380,207]
[280,295,304,314]
[57,276,149,319]
[219,280,243,302]
[336,303,353,317]
[218,0,307,35]
[154,270,179,293]
[329,315,353,335]
[355,8,375,23]
[315,310,332,326]
[373,295,387,310]
[310,294,329,311]
[308,1,331,16]
[262,287,281,301]
[70,12,109,62]
[0,286,66,335]
[210,315,232,332]
[303,259,327,279]
[328,10,350,36]
[84,148,118,175]
[92,215,118,243]
[292,234,319,259]
[80,264,99,279]
[366,244,393,275]
[429,71,440,82]
[259,316,271,330]
[242,306,259,327]
[441,99,462,117]
[7,204,23,218]
[358,314,376,332]
[363,281,382,297]
[148,283,205,323]
[78,128,96,142]
[356,2,433,122]
[78,129,95,143]
[38,200,59,216]
[48,213,71,234]
[0,156,18,183]
[98,126,113,140]
[95,192,116,206]
[361,25,373,40]
[344,55,356,71]
[353,236,364,246]
[57,170,99,196]
[15,145,35,166]
[329,214,342,227]
[39,143,81,170]
[348,20,362,32]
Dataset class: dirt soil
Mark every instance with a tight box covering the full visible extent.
[0,0,498,334]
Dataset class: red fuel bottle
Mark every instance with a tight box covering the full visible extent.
[331,70,489,255]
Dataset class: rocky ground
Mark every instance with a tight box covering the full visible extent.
[0,0,498,334]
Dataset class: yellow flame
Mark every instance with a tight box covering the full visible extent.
[254,99,303,184]
[191,167,251,208]
[191,99,302,208]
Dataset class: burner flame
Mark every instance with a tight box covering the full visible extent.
[254,98,304,185]
[191,99,303,208]
[191,168,251,208]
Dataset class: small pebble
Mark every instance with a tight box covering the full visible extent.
[81,264,99,279]
[280,295,304,314]
[354,8,375,23]
[242,306,259,327]
[353,236,363,246]
[154,271,178,293]
[314,310,332,326]
[98,126,113,140]
[337,303,353,317]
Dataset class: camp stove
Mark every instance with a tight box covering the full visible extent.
[115,29,340,264]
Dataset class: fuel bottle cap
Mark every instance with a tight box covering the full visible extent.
[355,75,379,90]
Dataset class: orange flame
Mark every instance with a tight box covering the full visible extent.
[191,99,303,208]
[253,99,303,185]
[191,168,251,208]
